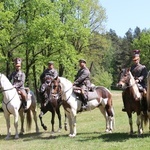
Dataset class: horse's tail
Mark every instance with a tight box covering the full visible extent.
[26,109,32,131]
[147,71,150,111]
[142,112,148,126]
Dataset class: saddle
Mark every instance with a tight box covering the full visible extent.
[73,86,99,101]
[16,87,30,101]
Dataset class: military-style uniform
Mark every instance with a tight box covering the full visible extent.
[131,63,147,90]
[74,67,91,88]
[9,57,27,111]
[40,68,58,93]
[74,63,91,107]
[9,70,25,89]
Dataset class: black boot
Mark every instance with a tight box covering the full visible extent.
[81,94,88,109]
[23,101,27,112]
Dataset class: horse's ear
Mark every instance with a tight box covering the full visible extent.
[127,67,131,72]
[54,76,58,80]
[118,67,122,72]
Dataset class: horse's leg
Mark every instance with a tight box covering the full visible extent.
[69,111,77,137]
[13,110,19,139]
[127,113,134,135]
[4,113,11,140]
[106,105,115,133]
[137,114,143,136]
[39,109,48,130]
[31,108,39,133]
[65,111,74,137]
[99,106,109,132]
[56,107,62,132]
[64,113,68,131]
[51,110,55,134]
[19,109,25,134]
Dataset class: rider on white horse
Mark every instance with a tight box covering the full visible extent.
[9,58,28,111]
[73,59,91,109]
[39,61,58,103]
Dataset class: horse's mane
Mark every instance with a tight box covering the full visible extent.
[59,77,73,96]
[147,71,150,110]
[128,70,141,100]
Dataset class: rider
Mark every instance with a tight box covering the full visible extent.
[39,61,58,102]
[122,50,148,111]
[73,59,91,109]
[9,58,28,111]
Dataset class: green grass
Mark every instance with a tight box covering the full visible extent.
[0,90,150,150]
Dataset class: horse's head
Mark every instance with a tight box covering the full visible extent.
[117,68,141,100]
[117,68,131,89]
[46,78,61,101]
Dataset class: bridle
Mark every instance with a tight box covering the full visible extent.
[0,74,17,114]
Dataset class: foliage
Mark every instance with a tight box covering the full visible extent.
[132,31,150,70]
[91,67,113,89]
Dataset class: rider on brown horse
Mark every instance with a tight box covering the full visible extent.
[122,50,148,111]
[73,59,91,109]
[9,58,28,111]
[39,61,58,104]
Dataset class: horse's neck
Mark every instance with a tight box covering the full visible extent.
[59,77,73,97]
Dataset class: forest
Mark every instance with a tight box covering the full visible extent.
[1,0,150,101]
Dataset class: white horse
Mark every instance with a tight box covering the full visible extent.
[59,77,115,137]
[0,73,39,140]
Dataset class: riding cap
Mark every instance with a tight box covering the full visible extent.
[132,50,140,61]
[79,59,86,64]
[48,61,54,65]
[14,58,22,67]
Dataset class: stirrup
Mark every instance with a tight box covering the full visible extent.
[82,104,88,110]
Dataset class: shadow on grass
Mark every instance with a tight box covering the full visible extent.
[1,131,150,142]
[76,131,150,142]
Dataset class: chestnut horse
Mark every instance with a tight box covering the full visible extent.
[59,77,115,137]
[39,78,62,133]
[117,68,148,135]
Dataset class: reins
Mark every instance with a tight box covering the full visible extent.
[0,74,17,114]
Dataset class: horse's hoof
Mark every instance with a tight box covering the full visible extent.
[43,126,47,130]
[19,132,24,135]
[15,135,19,139]
[69,134,76,138]
[57,128,61,133]
[5,136,10,140]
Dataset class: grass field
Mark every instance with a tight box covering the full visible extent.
[0,90,150,150]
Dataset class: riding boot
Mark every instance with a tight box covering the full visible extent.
[23,101,27,112]
[81,93,88,109]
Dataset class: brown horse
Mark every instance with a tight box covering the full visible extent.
[145,71,150,131]
[59,77,115,137]
[39,78,62,133]
[117,68,148,135]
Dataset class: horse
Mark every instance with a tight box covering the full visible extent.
[58,77,115,137]
[39,78,62,134]
[117,68,148,136]
[0,73,39,140]
[145,71,150,132]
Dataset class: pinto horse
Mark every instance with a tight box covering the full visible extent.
[0,73,39,140]
[59,77,115,137]
[39,78,62,133]
[117,68,148,135]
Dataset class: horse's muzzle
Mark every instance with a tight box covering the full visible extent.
[116,83,123,89]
